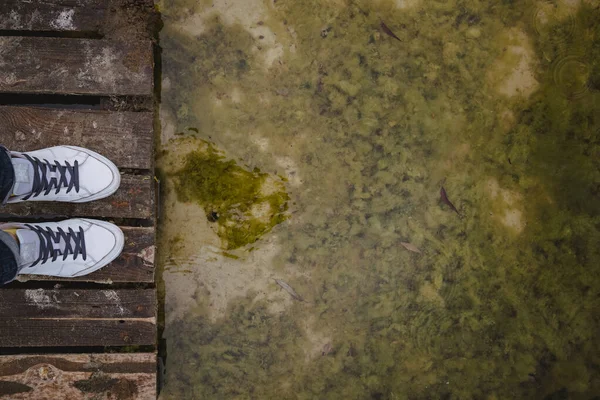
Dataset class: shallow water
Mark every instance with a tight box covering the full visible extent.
[156,0,600,398]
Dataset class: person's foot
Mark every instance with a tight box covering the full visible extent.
[0,218,124,277]
[7,146,120,203]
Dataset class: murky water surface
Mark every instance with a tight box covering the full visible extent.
[156,0,600,398]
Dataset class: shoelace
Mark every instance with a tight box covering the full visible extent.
[22,154,80,200]
[26,224,87,267]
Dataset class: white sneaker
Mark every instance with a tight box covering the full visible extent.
[0,218,124,277]
[7,146,120,203]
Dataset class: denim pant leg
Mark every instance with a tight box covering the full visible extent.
[0,146,14,205]
[0,230,19,286]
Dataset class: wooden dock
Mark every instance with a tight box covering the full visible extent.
[0,1,159,399]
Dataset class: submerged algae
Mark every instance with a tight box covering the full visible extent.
[169,138,289,250]
[158,0,600,399]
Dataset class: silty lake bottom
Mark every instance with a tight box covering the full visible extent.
[155,0,600,398]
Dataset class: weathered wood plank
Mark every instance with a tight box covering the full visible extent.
[0,288,155,319]
[0,353,156,399]
[0,107,154,170]
[0,174,155,220]
[0,37,153,96]
[104,0,159,42]
[17,227,155,284]
[0,319,155,347]
[0,0,106,32]
[0,289,156,347]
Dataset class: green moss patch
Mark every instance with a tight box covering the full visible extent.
[173,139,289,250]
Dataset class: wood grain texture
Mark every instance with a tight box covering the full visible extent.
[104,0,160,42]
[0,288,155,319]
[0,174,155,220]
[0,353,156,399]
[0,319,155,347]
[0,37,153,96]
[0,0,106,32]
[17,227,155,284]
[0,289,156,347]
[0,107,154,170]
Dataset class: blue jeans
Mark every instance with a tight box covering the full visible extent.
[0,146,18,285]
[0,230,19,285]
[0,146,13,205]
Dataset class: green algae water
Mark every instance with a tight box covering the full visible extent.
[156,0,600,398]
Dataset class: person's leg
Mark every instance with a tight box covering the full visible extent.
[0,146,15,205]
[0,229,20,286]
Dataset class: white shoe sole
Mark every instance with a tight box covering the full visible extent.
[64,145,121,203]
[70,218,125,277]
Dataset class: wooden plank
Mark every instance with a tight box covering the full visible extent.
[0,174,155,220]
[0,107,154,170]
[17,227,155,284]
[104,0,158,42]
[0,319,155,347]
[0,37,153,96]
[0,288,155,319]
[0,353,156,399]
[0,289,156,347]
[0,0,106,32]
[91,226,155,282]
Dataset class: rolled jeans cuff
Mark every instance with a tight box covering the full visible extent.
[0,230,20,286]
